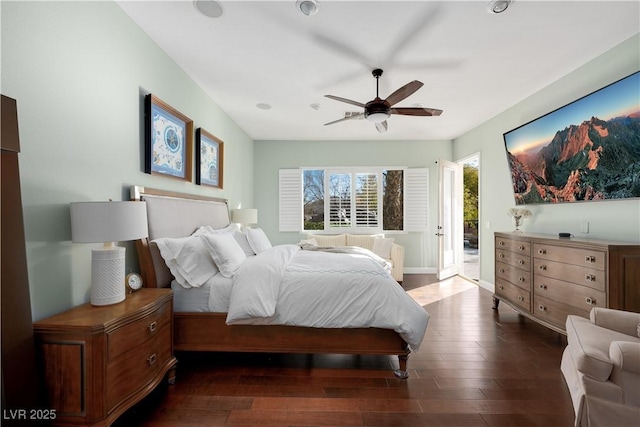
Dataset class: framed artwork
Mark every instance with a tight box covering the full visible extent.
[195,128,224,188]
[503,71,640,205]
[144,94,193,181]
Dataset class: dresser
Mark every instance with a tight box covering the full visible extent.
[494,232,640,334]
[33,289,177,426]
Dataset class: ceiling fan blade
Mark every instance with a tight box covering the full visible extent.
[384,80,424,107]
[324,113,364,126]
[390,107,443,116]
[375,120,388,133]
[324,95,365,108]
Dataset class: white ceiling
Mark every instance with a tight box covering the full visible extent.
[117,0,640,141]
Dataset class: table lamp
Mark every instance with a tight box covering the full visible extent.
[70,201,148,306]
[232,208,257,229]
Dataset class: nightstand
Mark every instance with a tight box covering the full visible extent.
[33,288,177,426]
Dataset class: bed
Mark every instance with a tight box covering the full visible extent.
[131,185,428,378]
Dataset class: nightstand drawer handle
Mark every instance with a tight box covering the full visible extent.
[586,297,596,306]
[519,277,525,282]
[518,260,525,265]
[538,265,547,271]
[148,321,157,333]
[499,268,505,274]
[498,253,504,259]
[147,353,157,366]
[538,304,546,312]
[498,241,504,246]
[538,249,547,255]
[538,284,547,290]
[585,255,596,263]
[585,274,596,282]
[498,285,504,290]
[518,245,525,251]
[517,295,524,302]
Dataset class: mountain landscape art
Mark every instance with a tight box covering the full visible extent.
[503,72,640,205]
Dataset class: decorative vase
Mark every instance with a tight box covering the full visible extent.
[513,216,523,233]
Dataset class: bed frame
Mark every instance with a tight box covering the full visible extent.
[131,186,411,378]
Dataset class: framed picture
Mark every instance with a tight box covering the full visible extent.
[195,128,224,188]
[144,94,193,181]
[503,71,640,205]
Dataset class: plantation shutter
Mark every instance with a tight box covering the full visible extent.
[328,172,351,230]
[355,172,378,228]
[405,168,429,231]
[279,169,301,232]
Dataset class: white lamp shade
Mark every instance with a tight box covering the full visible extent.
[71,201,148,243]
[232,208,257,225]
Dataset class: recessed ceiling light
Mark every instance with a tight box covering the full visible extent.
[193,0,223,18]
[487,0,511,14]
[256,103,272,110]
[296,0,319,16]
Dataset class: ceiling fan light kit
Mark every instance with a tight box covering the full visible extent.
[487,0,512,14]
[296,0,319,16]
[324,68,443,133]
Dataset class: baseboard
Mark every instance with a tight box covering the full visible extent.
[404,267,437,275]
[478,279,494,292]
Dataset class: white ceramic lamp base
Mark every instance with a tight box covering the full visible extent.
[91,245,126,306]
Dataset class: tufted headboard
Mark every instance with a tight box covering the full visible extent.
[130,186,230,288]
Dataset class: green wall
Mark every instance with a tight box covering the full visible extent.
[454,34,640,289]
[253,139,453,269]
[1,1,254,320]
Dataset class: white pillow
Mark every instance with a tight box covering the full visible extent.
[193,223,239,236]
[246,228,272,254]
[233,230,256,257]
[152,235,219,288]
[372,237,394,259]
[200,232,247,278]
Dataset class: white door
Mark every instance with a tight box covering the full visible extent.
[437,159,463,280]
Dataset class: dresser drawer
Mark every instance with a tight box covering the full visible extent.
[496,261,530,291]
[106,325,171,410]
[534,295,590,328]
[495,278,530,312]
[496,249,531,271]
[533,258,605,291]
[534,275,606,311]
[534,243,605,270]
[496,237,531,255]
[108,301,171,361]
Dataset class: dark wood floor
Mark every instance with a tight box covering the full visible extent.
[115,275,575,426]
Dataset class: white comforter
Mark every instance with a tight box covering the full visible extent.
[225,244,429,350]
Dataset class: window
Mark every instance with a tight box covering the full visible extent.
[280,167,426,233]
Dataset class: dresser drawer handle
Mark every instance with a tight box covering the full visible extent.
[585,274,596,282]
[538,304,546,312]
[585,255,596,263]
[518,295,524,302]
[518,260,525,265]
[499,268,505,274]
[498,241,504,246]
[498,285,504,290]
[538,249,547,255]
[519,277,525,282]
[498,253,505,259]
[538,265,547,271]
[585,297,596,306]
[538,284,547,290]
[147,353,157,366]
[518,245,525,251]
[148,321,157,333]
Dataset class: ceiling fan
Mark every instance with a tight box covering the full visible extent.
[324,69,442,133]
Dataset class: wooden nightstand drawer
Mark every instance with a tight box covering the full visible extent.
[108,300,171,361]
[107,325,172,410]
